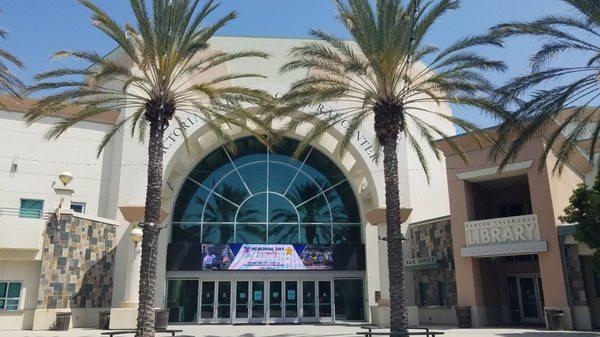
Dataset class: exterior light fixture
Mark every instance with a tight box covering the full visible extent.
[129,227,143,243]
[58,171,74,186]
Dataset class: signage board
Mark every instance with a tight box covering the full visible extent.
[465,214,540,246]
[404,256,439,271]
[404,256,437,267]
[461,240,548,258]
[201,244,333,271]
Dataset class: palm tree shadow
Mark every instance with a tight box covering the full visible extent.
[498,332,600,337]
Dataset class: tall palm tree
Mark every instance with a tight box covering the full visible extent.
[489,0,600,173]
[278,0,505,333]
[24,1,271,336]
[0,9,24,104]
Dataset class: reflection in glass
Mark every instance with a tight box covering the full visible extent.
[203,184,252,223]
[318,281,332,318]
[334,279,365,321]
[171,223,201,243]
[268,224,299,244]
[202,223,234,244]
[303,281,316,317]
[301,224,331,244]
[200,282,215,319]
[217,282,231,319]
[252,281,265,318]
[171,137,362,245]
[236,281,249,318]
[236,224,267,243]
[333,224,362,244]
[269,281,283,318]
[167,280,198,323]
[285,281,298,318]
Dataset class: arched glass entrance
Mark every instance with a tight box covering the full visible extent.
[167,137,366,324]
[171,136,361,245]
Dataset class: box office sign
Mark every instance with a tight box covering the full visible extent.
[404,256,438,271]
[465,214,540,246]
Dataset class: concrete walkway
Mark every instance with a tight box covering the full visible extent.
[3,325,600,337]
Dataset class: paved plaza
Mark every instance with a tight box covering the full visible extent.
[3,325,600,337]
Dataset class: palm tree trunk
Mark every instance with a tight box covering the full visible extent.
[136,116,165,337]
[382,134,408,335]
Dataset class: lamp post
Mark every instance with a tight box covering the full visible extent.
[121,226,143,308]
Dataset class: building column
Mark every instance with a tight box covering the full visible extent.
[364,207,415,326]
[121,227,143,308]
[448,179,487,326]
[110,225,143,329]
[528,170,573,329]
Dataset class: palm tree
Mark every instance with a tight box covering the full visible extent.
[0,9,24,105]
[488,0,600,173]
[278,0,505,333]
[24,1,271,336]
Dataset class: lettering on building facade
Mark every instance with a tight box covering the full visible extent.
[465,214,540,246]
[404,256,437,267]
[162,96,378,163]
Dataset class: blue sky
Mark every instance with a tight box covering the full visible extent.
[1,0,573,128]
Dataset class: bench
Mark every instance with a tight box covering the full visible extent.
[358,326,443,337]
[357,332,444,337]
[361,325,430,333]
[101,329,184,337]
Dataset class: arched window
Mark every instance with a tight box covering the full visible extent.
[171,137,361,244]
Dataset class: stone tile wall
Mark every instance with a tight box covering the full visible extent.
[408,218,457,307]
[565,244,587,306]
[37,213,116,309]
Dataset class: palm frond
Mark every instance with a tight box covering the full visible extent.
[0,14,24,103]
[26,0,272,157]
[278,0,505,182]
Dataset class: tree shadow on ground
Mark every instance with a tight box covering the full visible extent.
[498,332,600,337]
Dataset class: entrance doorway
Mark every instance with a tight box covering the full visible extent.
[188,278,342,324]
[507,274,544,324]
[199,281,232,323]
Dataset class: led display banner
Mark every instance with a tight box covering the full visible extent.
[201,244,333,271]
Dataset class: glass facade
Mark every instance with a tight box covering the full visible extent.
[19,199,43,219]
[166,280,199,323]
[334,279,365,321]
[172,137,361,245]
[0,282,21,311]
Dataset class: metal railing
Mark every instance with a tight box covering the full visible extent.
[0,207,48,220]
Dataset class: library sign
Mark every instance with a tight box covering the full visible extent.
[461,214,548,257]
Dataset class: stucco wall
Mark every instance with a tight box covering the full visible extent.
[0,111,115,218]
[0,260,40,330]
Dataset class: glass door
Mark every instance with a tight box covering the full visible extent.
[250,281,266,323]
[216,281,232,323]
[302,281,317,322]
[199,281,216,323]
[234,281,250,323]
[284,281,298,323]
[518,276,544,324]
[318,280,333,322]
[269,281,284,323]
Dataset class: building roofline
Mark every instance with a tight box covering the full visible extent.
[0,95,119,125]
[409,215,451,227]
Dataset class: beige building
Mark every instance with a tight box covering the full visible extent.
[430,116,598,330]
[0,36,454,330]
